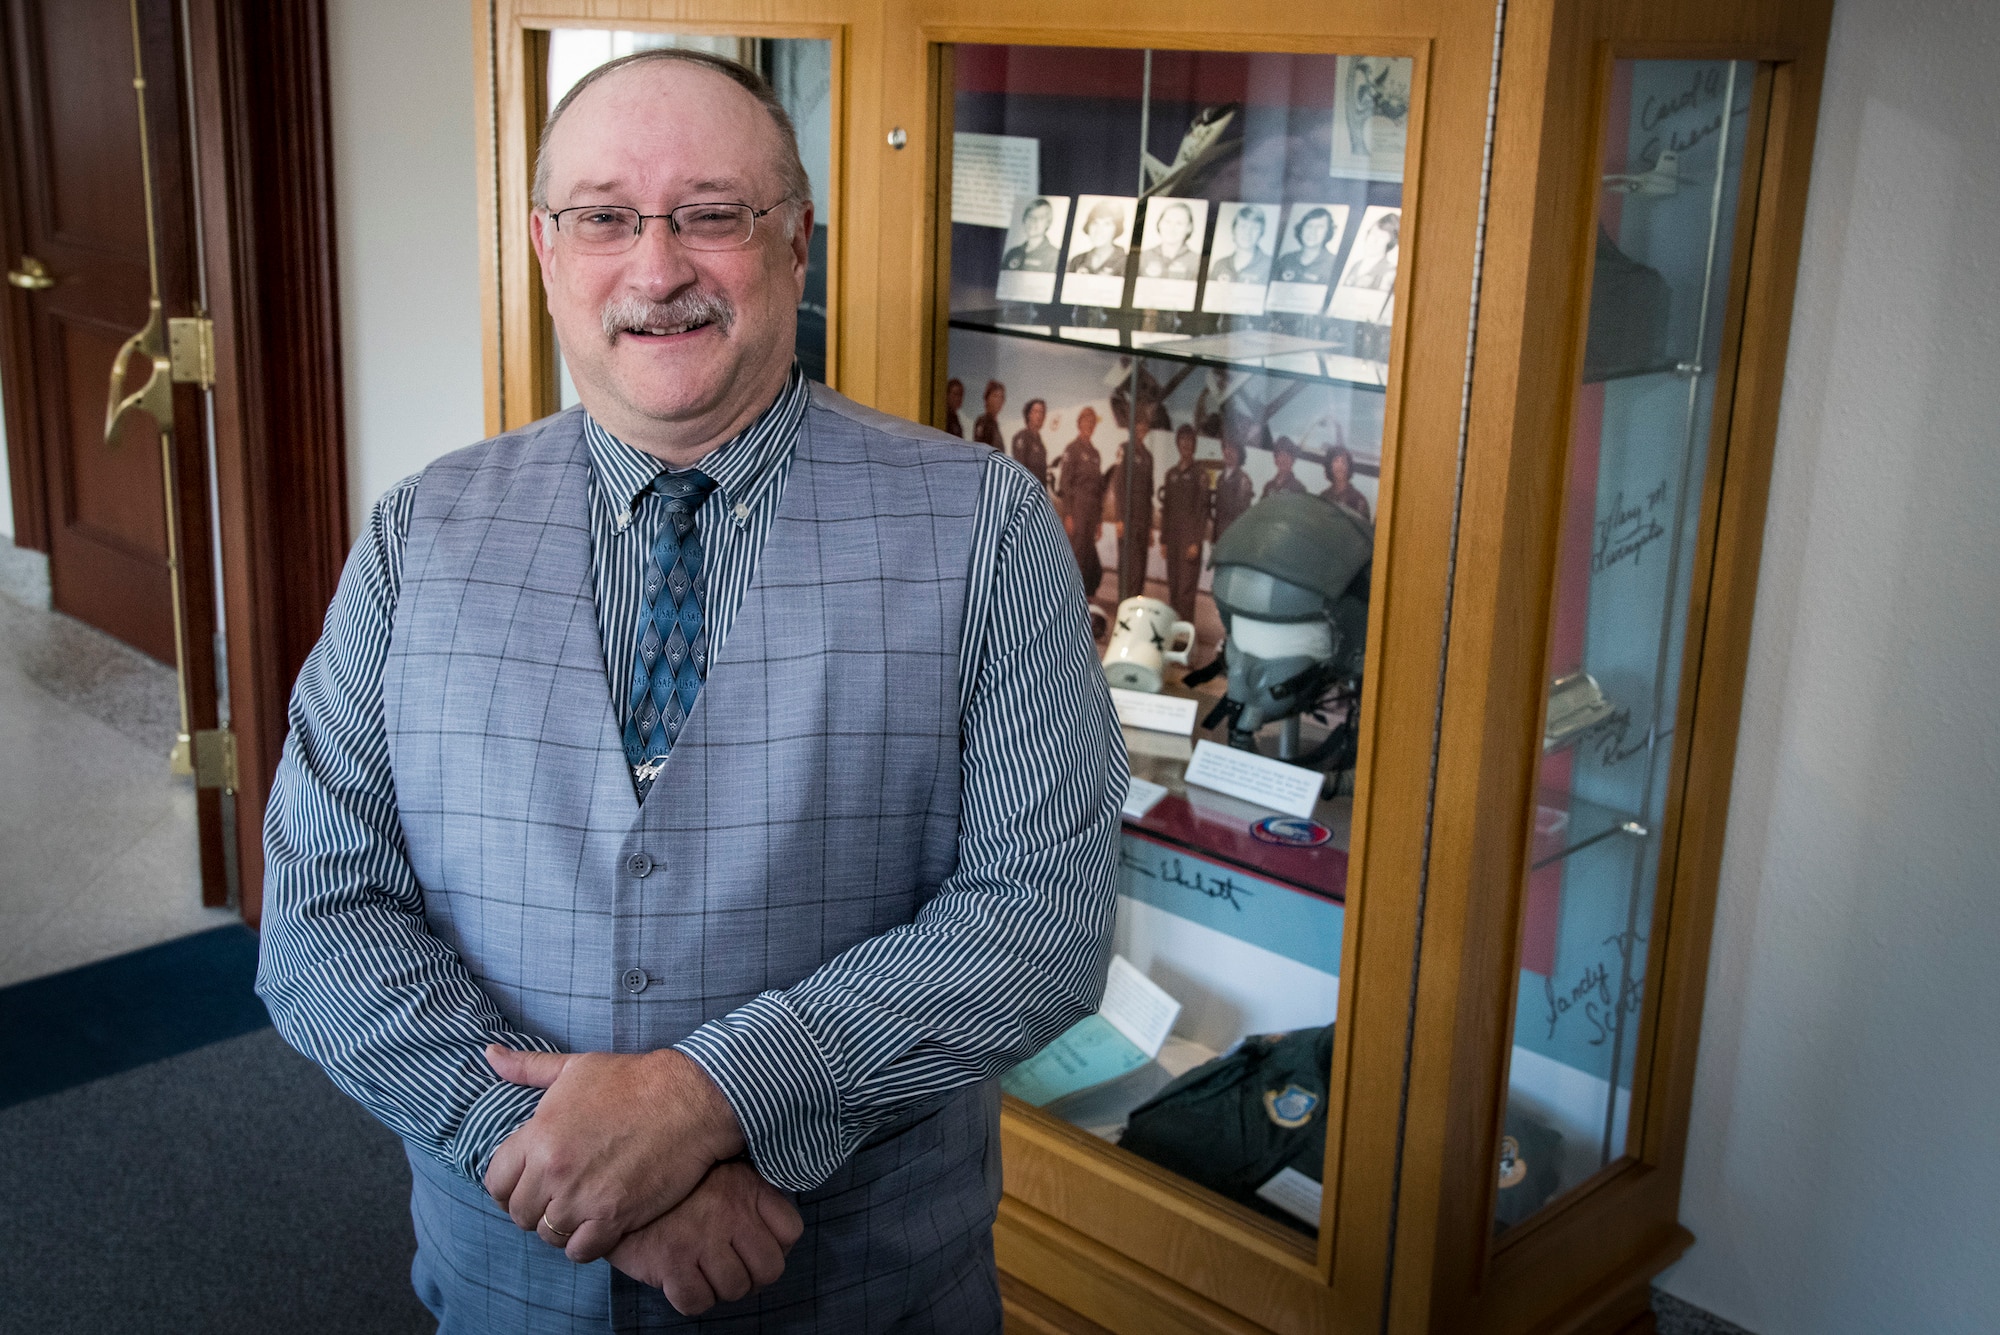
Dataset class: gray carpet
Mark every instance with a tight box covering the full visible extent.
[0,1027,434,1334]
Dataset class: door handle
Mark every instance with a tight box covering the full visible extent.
[6,256,55,289]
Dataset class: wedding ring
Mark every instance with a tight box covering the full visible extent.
[540,1213,574,1242]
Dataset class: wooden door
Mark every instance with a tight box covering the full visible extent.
[0,0,228,898]
[1,0,209,665]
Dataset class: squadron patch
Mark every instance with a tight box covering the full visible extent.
[1497,1134,1527,1188]
[1263,1084,1320,1128]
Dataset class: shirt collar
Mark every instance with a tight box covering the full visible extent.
[583,363,809,534]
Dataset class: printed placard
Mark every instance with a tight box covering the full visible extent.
[1182,739,1324,818]
[1121,775,1170,819]
[951,133,1039,228]
[1110,688,1200,735]
[1255,1166,1325,1225]
[1060,195,1137,308]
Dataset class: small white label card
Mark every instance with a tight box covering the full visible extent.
[1121,775,1169,819]
[1255,1166,1324,1225]
[1182,739,1324,818]
[1098,955,1181,1058]
[1110,688,1200,735]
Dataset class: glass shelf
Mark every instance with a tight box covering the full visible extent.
[1529,788,1645,870]
[950,312,1390,392]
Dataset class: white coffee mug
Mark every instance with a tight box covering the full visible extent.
[1102,596,1197,693]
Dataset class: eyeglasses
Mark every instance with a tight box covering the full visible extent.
[546,199,793,255]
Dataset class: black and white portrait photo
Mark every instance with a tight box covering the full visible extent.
[1328,204,1401,323]
[1200,202,1278,315]
[1060,195,1138,308]
[995,194,1071,304]
[1329,55,1413,182]
[1131,197,1210,312]
[1265,202,1350,313]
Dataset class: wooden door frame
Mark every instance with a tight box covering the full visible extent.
[184,0,348,922]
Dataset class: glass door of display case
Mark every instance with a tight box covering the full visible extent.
[1497,57,1763,1234]
[942,43,1411,1241]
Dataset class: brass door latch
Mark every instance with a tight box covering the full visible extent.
[170,727,238,792]
[7,256,55,290]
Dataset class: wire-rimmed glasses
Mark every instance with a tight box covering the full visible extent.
[546,198,794,255]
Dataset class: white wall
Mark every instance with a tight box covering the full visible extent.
[1658,0,2000,1330]
[320,2,2000,1329]
[327,0,486,536]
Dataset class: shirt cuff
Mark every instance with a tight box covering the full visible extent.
[450,1074,547,1183]
[674,993,845,1192]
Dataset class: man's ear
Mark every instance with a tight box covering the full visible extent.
[788,200,814,291]
[530,209,556,287]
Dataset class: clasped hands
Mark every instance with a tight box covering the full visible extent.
[482,1045,803,1315]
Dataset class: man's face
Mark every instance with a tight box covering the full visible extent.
[1299,214,1331,252]
[1223,442,1243,468]
[1177,432,1196,463]
[984,386,1004,415]
[1275,449,1296,475]
[1332,454,1351,487]
[1023,202,1051,242]
[1232,210,1264,254]
[1159,207,1192,249]
[1026,402,1045,430]
[530,64,811,447]
[946,381,964,412]
[1077,407,1098,440]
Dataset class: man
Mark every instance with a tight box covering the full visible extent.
[1264,437,1310,497]
[1001,197,1060,272]
[1158,425,1209,621]
[257,49,1122,1334]
[972,379,1006,450]
[1320,443,1371,521]
[1212,436,1255,542]
[1104,432,1156,598]
[1209,205,1272,284]
[943,376,966,436]
[1011,397,1050,487]
[1057,406,1107,598]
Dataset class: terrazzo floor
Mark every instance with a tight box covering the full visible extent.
[0,544,237,987]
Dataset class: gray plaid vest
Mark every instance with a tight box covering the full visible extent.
[381,387,1002,1333]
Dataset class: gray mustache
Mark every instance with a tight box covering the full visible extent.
[601,289,735,340]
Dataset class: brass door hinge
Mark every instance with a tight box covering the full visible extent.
[170,727,238,792]
[168,315,214,389]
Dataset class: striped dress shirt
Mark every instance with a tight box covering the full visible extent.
[257,368,1126,1190]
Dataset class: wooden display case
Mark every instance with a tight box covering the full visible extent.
[471,1,1834,1331]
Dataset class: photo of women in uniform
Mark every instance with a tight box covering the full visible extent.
[1200,203,1277,315]
[1132,197,1209,312]
[1060,195,1138,308]
[1328,205,1401,323]
[995,194,1071,304]
[1266,202,1350,313]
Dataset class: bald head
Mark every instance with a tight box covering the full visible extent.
[534,49,810,213]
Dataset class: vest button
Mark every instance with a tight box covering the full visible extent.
[626,852,653,878]
[622,968,649,995]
